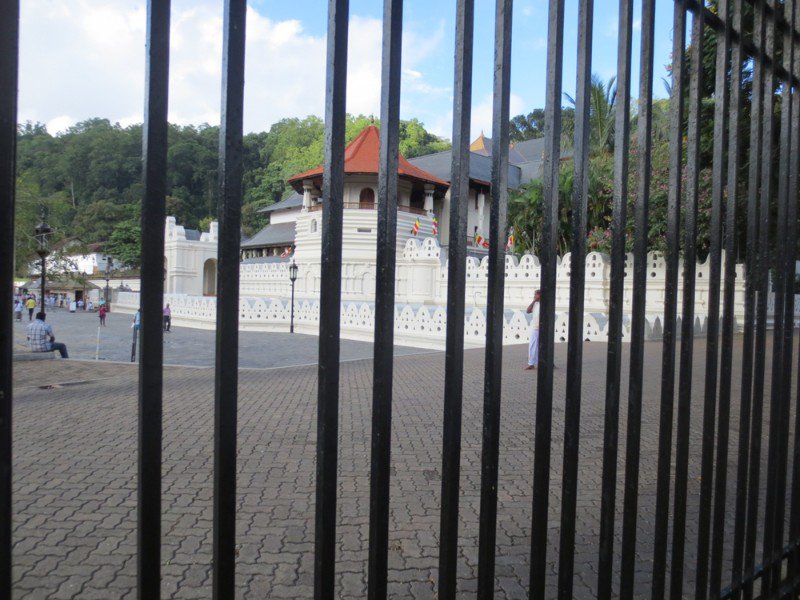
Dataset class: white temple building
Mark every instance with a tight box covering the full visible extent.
[115,126,764,349]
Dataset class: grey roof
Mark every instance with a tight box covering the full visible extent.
[240,221,296,249]
[408,151,522,189]
[511,137,545,162]
[257,192,303,214]
[184,228,201,241]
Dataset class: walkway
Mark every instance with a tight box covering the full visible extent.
[10,322,792,598]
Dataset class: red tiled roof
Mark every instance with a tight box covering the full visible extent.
[287,125,449,191]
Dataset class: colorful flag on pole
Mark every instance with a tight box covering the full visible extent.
[506,228,515,251]
[475,232,484,247]
[280,246,293,258]
[411,218,421,236]
[482,238,490,249]
[432,216,438,236]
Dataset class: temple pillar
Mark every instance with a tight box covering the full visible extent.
[302,180,313,211]
[424,184,435,214]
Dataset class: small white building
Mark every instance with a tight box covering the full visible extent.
[164,217,219,296]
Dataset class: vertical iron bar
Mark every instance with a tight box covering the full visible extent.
[695,0,730,595]
[212,0,245,597]
[788,2,800,580]
[138,2,170,597]
[366,0,402,596]
[709,0,742,594]
[617,0,653,595]
[437,0,474,596]
[731,0,764,593]
[476,0,512,596]
[597,0,633,593]
[764,0,795,591]
[556,0,593,595]
[651,0,686,596]
[744,0,774,593]
[315,1,348,598]
[669,8,704,597]
[0,1,18,596]
[528,0,564,593]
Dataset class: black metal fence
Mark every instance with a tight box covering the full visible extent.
[1,0,799,598]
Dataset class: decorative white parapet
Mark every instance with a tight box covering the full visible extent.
[148,221,768,350]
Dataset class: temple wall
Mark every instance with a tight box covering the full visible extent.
[123,230,771,350]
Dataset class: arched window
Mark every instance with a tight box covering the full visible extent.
[310,219,318,233]
[203,258,217,296]
[359,187,375,208]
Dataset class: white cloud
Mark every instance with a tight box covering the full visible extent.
[470,93,525,140]
[19,1,449,135]
[18,0,147,128]
[45,115,75,135]
[344,16,383,118]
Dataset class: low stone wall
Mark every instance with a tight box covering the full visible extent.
[114,291,716,350]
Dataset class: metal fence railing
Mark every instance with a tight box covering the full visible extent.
[1,0,799,598]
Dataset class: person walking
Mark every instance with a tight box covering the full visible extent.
[14,299,23,322]
[27,312,69,358]
[526,289,541,370]
[25,296,36,321]
[98,304,108,326]
[163,303,171,332]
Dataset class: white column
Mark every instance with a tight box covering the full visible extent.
[477,191,486,229]
[302,180,313,211]
[423,184,435,214]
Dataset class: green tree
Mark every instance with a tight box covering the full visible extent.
[105,221,142,269]
[14,178,72,276]
[509,109,545,142]
[564,74,617,154]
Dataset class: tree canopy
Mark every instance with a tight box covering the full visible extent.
[14,115,450,276]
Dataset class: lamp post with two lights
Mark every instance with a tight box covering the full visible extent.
[34,208,53,314]
[289,260,298,333]
[104,256,114,309]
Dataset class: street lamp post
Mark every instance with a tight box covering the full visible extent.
[289,260,298,333]
[104,256,114,309]
[34,208,53,315]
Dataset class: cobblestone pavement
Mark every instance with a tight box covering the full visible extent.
[11,332,795,598]
[12,309,435,367]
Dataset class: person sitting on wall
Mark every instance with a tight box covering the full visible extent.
[27,312,69,358]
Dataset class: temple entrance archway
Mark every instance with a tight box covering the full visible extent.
[203,259,217,296]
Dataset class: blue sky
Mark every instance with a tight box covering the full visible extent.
[19,0,676,139]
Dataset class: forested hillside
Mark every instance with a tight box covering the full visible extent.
[14,115,450,274]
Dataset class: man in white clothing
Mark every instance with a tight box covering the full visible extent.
[526,289,541,370]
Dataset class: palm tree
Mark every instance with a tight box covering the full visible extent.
[563,74,617,154]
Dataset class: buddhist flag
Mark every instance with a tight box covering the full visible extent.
[432,216,438,236]
[411,218,421,236]
[506,228,515,251]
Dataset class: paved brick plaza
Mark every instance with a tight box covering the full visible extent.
[11,319,793,598]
